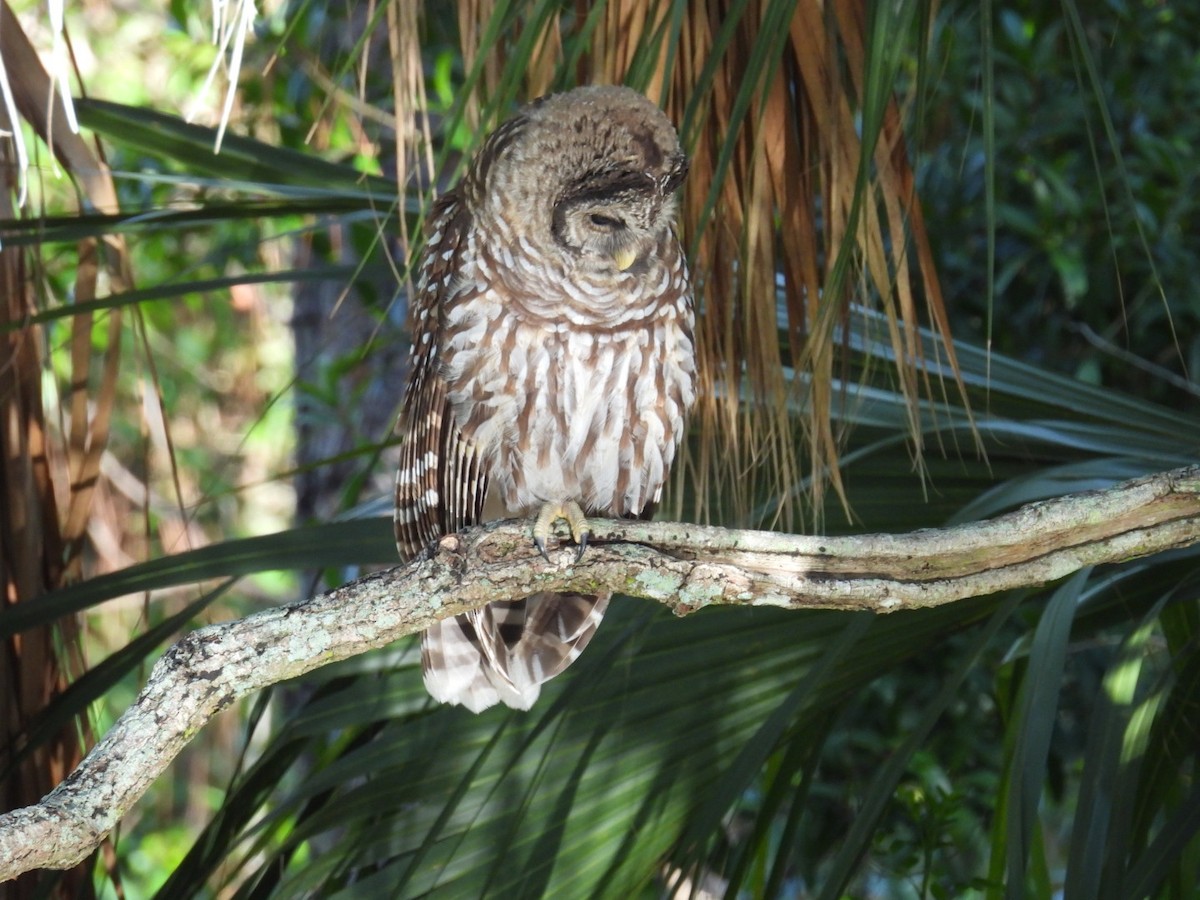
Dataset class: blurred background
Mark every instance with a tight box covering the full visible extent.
[1,1,1197,897]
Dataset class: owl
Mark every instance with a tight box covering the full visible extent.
[395,85,695,712]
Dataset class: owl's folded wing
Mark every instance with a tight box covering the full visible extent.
[394,191,488,561]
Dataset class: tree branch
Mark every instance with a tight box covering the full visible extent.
[2,465,1198,879]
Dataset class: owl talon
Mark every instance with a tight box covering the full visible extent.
[533,500,591,561]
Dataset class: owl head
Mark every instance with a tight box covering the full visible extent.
[470,85,688,278]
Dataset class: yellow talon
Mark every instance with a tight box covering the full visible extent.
[532,500,591,562]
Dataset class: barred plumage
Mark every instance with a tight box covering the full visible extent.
[395,85,695,712]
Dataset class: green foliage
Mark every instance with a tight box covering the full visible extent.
[2,1,1198,898]
[921,1,1200,399]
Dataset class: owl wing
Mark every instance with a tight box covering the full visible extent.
[396,124,550,713]
[394,190,488,561]
[394,106,542,559]
[396,192,515,713]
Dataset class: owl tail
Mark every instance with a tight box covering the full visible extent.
[421,593,610,713]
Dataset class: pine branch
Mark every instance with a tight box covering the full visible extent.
[1,465,1198,879]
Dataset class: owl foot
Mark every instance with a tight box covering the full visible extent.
[532,500,591,563]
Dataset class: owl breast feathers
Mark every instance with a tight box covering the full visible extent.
[395,85,695,712]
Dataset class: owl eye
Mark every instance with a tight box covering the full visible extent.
[589,213,625,229]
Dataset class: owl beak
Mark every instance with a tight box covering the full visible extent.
[613,247,638,271]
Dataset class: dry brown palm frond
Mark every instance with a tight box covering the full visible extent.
[0,2,135,892]
[457,0,501,132]
[410,0,971,532]
[524,6,563,97]
[386,0,435,267]
[676,0,974,528]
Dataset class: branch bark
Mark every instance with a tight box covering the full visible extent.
[1,465,1198,879]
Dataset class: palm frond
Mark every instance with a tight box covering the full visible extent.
[0,4,134,892]
[430,0,965,529]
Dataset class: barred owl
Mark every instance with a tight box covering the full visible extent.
[395,85,695,712]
